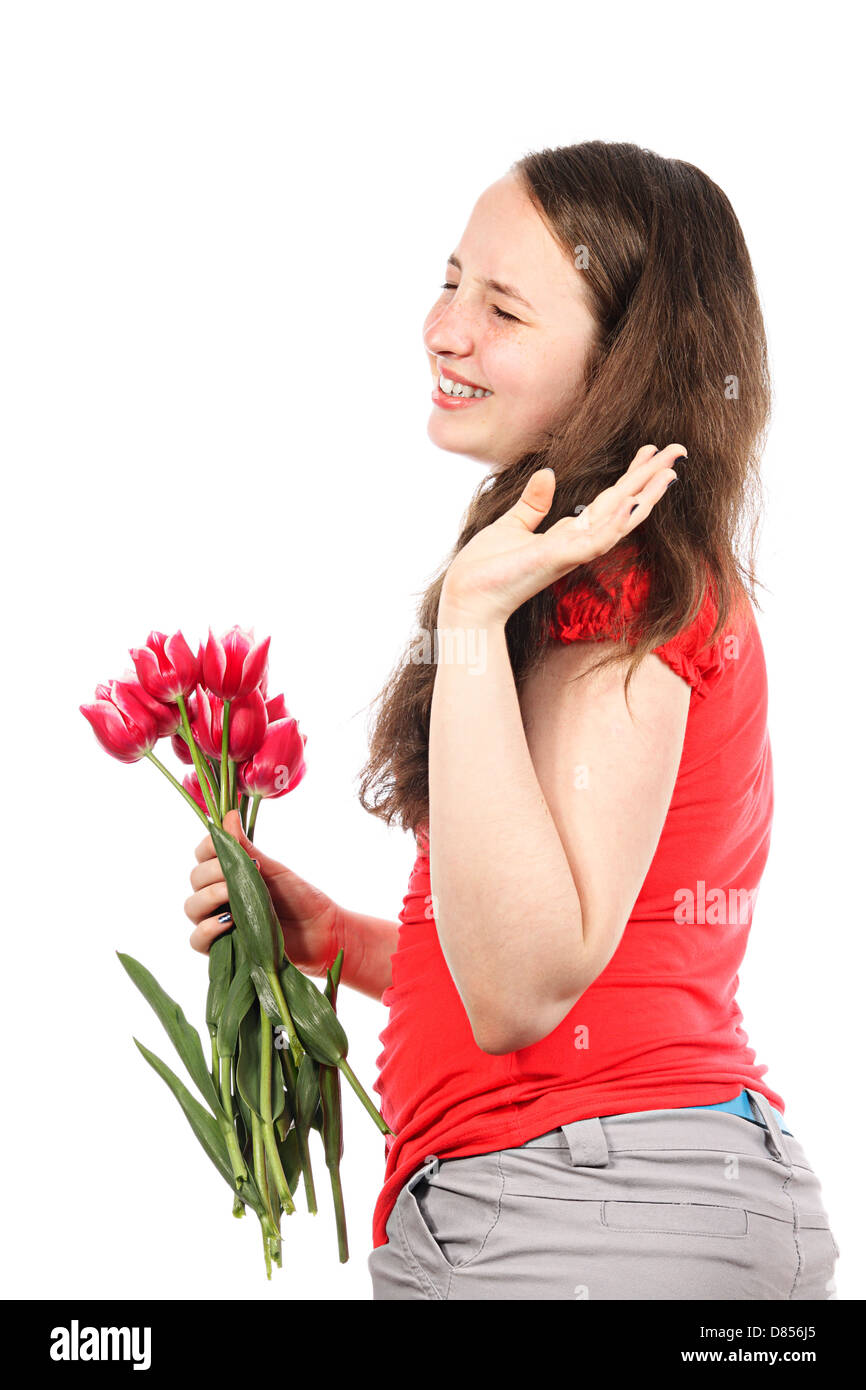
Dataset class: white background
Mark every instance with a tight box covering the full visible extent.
[2,0,862,1301]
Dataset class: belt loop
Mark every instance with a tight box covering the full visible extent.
[407,1155,440,1192]
[560,1117,610,1167]
[744,1089,791,1165]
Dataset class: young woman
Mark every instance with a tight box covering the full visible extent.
[185,141,840,1300]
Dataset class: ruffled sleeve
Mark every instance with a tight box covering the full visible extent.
[548,560,737,701]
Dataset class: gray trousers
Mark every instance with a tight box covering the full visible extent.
[368,1089,840,1300]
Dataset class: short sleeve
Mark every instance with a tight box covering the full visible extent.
[548,561,737,700]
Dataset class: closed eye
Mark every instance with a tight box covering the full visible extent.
[439,282,521,324]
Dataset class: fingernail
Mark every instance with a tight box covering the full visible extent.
[253,858,260,869]
[666,476,678,490]
[630,502,640,515]
[218,911,232,923]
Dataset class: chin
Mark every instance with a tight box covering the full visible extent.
[426,415,494,464]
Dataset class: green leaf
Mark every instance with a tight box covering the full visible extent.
[295,1052,320,1130]
[319,1063,343,1169]
[236,1002,285,1123]
[208,824,283,971]
[278,959,349,1066]
[206,931,234,1035]
[216,961,255,1059]
[277,1125,302,1196]
[324,948,344,1006]
[133,1037,265,1219]
[118,952,222,1119]
[249,964,285,1028]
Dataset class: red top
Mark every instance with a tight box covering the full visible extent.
[371,558,783,1249]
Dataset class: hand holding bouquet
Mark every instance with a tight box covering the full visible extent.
[81,625,391,1277]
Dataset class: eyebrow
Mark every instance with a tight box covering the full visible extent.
[447,254,536,314]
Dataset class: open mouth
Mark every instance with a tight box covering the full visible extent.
[434,367,493,401]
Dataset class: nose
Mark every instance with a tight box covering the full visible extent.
[423,293,476,360]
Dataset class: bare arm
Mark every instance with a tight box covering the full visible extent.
[429,598,689,1054]
[333,904,399,1002]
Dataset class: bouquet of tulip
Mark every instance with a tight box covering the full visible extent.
[80,626,391,1277]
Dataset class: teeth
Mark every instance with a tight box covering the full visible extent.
[438,373,492,398]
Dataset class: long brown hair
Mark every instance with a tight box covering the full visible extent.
[356,140,771,835]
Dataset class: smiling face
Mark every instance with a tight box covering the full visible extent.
[423,171,599,470]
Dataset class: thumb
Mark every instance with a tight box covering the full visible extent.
[507,467,556,532]
[221,808,259,864]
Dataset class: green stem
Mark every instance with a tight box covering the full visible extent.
[337,1056,392,1134]
[197,753,220,806]
[220,1059,249,1188]
[297,1124,318,1214]
[239,793,249,833]
[229,759,237,811]
[175,694,221,825]
[259,1010,295,1215]
[220,698,231,820]
[251,1112,279,1236]
[210,1035,220,1091]
[247,793,262,842]
[143,749,209,827]
[266,969,304,1068]
[328,1163,349,1263]
[260,1220,273,1280]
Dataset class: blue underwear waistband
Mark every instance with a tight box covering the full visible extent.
[684,1088,793,1136]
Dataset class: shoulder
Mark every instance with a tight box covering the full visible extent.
[548,551,749,700]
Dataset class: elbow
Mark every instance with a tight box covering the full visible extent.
[469,988,589,1056]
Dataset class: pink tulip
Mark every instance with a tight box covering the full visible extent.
[191,683,268,762]
[182,771,211,816]
[80,681,159,763]
[265,692,291,723]
[172,732,193,765]
[129,630,201,702]
[200,626,270,701]
[170,690,199,764]
[238,718,307,799]
[107,671,182,739]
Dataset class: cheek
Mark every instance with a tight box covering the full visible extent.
[492,343,573,422]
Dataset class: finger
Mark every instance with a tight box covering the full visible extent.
[194,831,218,864]
[190,916,232,955]
[505,468,558,533]
[624,444,660,474]
[618,442,686,493]
[583,443,681,527]
[184,880,232,924]
[189,858,226,892]
[621,462,679,529]
[545,450,679,562]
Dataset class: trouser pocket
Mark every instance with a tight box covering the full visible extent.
[407,1151,505,1272]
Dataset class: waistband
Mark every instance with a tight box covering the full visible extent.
[678,1088,792,1136]
[412,1088,802,1227]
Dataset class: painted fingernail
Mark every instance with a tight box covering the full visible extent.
[218,911,232,923]
[666,476,678,490]
[630,502,640,515]
[253,859,260,869]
